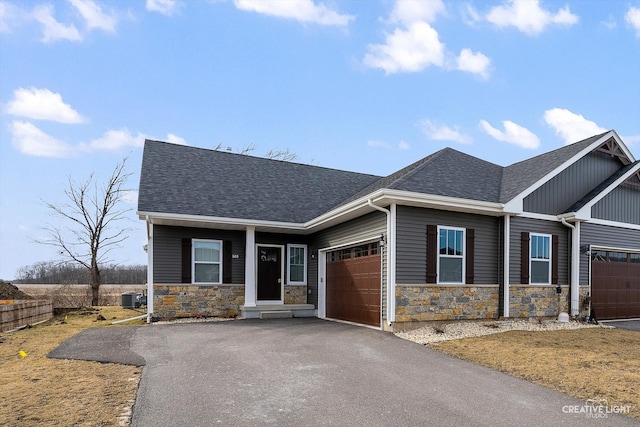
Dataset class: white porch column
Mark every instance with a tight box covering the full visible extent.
[244,226,256,307]
[503,215,510,318]
[387,204,397,325]
[146,221,154,323]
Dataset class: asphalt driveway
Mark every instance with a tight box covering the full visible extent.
[129,318,637,426]
[600,319,640,332]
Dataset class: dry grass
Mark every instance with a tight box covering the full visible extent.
[0,306,145,426]
[432,328,640,419]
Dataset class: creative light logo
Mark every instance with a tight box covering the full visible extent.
[562,398,632,419]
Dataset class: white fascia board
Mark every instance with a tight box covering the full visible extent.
[375,189,504,215]
[137,210,306,231]
[573,162,640,219]
[503,131,620,211]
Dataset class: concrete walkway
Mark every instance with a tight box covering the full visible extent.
[129,318,637,426]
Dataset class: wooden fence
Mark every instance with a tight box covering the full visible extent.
[0,300,53,332]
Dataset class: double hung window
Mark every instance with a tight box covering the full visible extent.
[193,239,222,284]
[438,226,465,284]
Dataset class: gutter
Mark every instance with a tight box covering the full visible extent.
[560,217,580,316]
[367,199,395,327]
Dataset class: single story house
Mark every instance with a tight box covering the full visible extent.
[137,130,640,330]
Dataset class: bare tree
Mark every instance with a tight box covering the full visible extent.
[39,158,132,305]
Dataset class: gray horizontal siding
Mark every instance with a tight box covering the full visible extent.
[592,184,640,225]
[396,206,501,284]
[579,223,640,285]
[509,217,569,285]
[153,225,245,284]
[307,211,387,310]
[524,151,622,215]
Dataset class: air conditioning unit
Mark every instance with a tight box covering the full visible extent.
[121,292,139,308]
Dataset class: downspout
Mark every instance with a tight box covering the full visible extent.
[367,199,395,327]
[145,217,154,323]
[560,217,580,317]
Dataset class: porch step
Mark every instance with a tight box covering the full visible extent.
[240,304,315,319]
[259,310,292,319]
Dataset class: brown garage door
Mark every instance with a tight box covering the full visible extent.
[326,242,381,327]
[591,250,640,320]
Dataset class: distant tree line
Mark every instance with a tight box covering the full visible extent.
[15,261,147,284]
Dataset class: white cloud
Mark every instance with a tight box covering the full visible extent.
[166,133,187,145]
[32,4,82,42]
[456,48,490,79]
[480,119,540,149]
[543,108,607,145]
[82,128,146,151]
[486,0,578,36]
[363,22,444,74]
[389,0,444,26]
[5,87,86,123]
[10,121,75,157]
[419,119,472,144]
[626,6,640,38]
[121,190,139,204]
[233,0,353,26]
[0,0,22,33]
[146,0,181,16]
[68,0,117,32]
[398,140,410,150]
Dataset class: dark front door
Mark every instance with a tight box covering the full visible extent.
[257,246,282,301]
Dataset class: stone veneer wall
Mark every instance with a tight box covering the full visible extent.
[284,285,307,305]
[153,285,244,319]
[509,285,589,318]
[395,285,499,324]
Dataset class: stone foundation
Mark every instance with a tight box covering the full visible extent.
[153,285,244,319]
[508,285,589,318]
[395,285,499,324]
[284,285,307,305]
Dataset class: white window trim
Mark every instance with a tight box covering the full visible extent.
[287,244,307,285]
[437,226,465,285]
[192,238,223,284]
[530,233,551,285]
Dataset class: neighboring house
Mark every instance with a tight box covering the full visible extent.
[138,130,640,330]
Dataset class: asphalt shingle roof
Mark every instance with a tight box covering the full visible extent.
[139,131,624,223]
[138,140,381,223]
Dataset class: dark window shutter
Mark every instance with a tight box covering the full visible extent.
[223,240,233,283]
[426,225,437,283]
[181,238,192,284]
[521,232,530,284]
[466,228,475,284]
[552,234,559,284]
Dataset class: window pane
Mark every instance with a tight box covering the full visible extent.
[531,235,549,260]
[290,265,304,282]
[440,258,462,283]
[455,230,463,256]
[195,263,219,283]
[609,252,627,262]
[194,241,220,262]
[531,260,549,283]
[439,229,447,255]
[447,230,455,255]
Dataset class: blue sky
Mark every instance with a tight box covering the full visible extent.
[1,0,639,280]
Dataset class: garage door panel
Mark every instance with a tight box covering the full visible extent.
[591,250,640,320]
[326,246,381,327]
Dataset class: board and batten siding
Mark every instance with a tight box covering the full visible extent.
[395,206,501,284]
[153,225,245,284]
[592,184,640,225]
[524,151,623,215]
[307,211,387,312]
[509,217,569,285]
[579,223,640,285]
